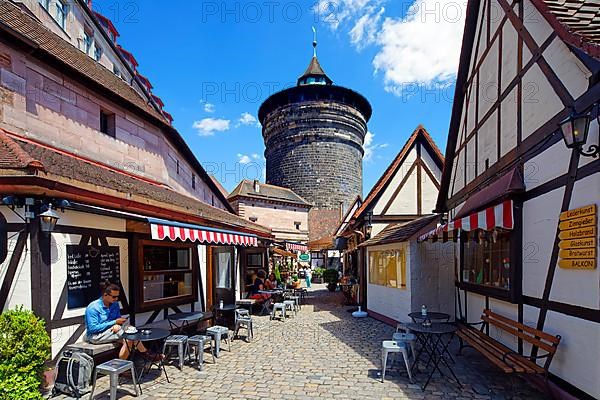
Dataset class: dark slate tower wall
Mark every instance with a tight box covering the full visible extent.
[262,100,366,210]
[259,84,371,240]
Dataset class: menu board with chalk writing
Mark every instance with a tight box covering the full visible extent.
[66,245,120,309]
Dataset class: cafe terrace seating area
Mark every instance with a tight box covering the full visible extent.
[48,284,553,400]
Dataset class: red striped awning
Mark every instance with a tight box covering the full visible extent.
[418,200,514,242]
[285,242,308,252]
[151,223,258,246]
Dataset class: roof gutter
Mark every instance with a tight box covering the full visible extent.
[0,175,272,238]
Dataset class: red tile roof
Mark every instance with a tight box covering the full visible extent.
[0,130,271,236]
[530,0,600,58]
[0,132,44,170]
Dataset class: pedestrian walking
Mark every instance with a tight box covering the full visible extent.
[305,267,312,288]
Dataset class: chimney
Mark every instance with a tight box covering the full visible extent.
[253,180,260,193]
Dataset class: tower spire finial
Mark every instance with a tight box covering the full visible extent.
[312,26,317,57]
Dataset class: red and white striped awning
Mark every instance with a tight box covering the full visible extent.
[151,223,258,247]
[285,242,308,252]
[418,200,514,242]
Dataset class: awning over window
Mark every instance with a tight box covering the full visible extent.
[149,218,258,247]
[285,242,308,252]
[418,200,514,242]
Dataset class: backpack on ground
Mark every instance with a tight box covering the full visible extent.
[51,350,94,398]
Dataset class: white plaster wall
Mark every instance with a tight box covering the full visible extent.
[501,22,519,93]
[384,172,418,215]
[373,147,417,215]
[522,0,554,46]
[521,63,564,140]
[420,174,438,215]
[478,110,498,173]
[544,38,592,100]
[420,148,442,183]
[451,150,465,196]
[366,242,412,323]
[522,187,564,298]
[478,39,499,120]
[524,140,571,190]
[500,87,518,157]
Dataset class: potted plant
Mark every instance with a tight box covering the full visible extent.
[323,268,339,292]
[311,267,324,284]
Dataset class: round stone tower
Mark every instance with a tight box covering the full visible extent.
[258,48,371,241]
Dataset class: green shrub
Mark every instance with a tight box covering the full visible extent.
[0,307,51,400]
[312,267,325,278]
[322,268,339,284]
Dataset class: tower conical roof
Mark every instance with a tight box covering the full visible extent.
[297,56,333,86]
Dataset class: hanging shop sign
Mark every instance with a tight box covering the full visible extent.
[558,204,596,269]
[298,253,311,262]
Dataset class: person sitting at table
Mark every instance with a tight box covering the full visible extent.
[248,270,272,301]
[265,273,278,290]
[85,281,160,361]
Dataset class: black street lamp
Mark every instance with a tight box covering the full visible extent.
[559,105,599,158]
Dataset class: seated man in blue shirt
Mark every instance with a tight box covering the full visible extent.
[85,282,153,360]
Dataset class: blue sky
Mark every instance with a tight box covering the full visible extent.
[93,0,466,195]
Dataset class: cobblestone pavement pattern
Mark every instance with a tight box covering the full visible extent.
[49,285,548,399]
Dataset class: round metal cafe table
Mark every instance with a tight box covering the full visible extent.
[123,328,170,383]
[405,322,460,391]
[408,311,451,323]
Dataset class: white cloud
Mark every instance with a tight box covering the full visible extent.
[252,153,261,159]
[319,0,465,93]
[349,7,385,49]
[238,112,257,126]
[373,0,466,91]
[204,103,216,113]
[192,118,230,136]
[364,131,388,162]
[237,153,252,164]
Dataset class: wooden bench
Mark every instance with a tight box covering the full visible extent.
[457,309,561,383]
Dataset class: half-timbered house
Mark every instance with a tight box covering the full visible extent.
[0,0,272,360]
[338,126,451,324]
[423,0,599,397]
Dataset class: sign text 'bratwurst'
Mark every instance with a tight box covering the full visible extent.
[557,204,596,270]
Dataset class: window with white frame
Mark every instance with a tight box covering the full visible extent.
[55,0,68,29]
[82,30,93,55]
[94,45,103,62]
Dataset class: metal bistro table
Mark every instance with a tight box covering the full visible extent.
[408,311,451,323]
[166,311,205,334]
[214,304,237,329]
[405,322,461,391]
[124,328,170,384]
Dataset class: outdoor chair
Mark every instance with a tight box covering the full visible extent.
[234,309,254,341]
[90,359,141,400]
[187,334,215,370]
[270,302,286,320]
[286,294,301,311]
[162,335,189,370]
[381,340,413,383]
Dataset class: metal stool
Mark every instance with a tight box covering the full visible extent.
[187,334,215,370]
[162,335,189,370]
[206,326,230,357]
[283,300,296,317]
[270,302,286,320]
[90,359,140,400]
[392,332,417,360]
[287,295,301,311]
[381,340,413,383]
[234,309,254,341]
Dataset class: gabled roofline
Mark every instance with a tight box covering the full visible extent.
[354,125,444,220]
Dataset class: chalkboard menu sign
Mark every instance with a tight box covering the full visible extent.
[66,245,120,309]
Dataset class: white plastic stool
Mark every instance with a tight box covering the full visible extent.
[392,332,417,360]
[381,340,413,383]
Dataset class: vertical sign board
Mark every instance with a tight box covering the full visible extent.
[66,245,120,309]
[558,205,597,269]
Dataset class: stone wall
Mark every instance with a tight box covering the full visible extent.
[262,100,366,214]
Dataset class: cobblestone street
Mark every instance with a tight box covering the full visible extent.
[61,285,547,400]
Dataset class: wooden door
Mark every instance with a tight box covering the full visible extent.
[212,246,235,306]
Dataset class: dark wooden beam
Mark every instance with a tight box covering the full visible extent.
[0,229,28,309]
[30,215,51,334]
